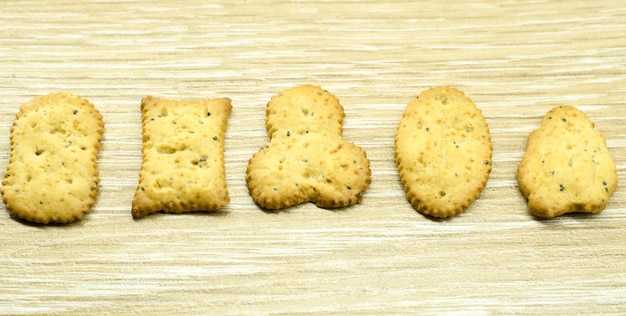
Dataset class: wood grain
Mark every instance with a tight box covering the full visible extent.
[1,0,625,314]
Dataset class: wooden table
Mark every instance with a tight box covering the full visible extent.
[1,1,625,314]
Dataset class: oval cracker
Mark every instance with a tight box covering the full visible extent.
[395,87,492,218]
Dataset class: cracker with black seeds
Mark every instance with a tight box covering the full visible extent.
[246,84,371,210]
[132,96,231,219]
[395,87,492,218]
[1,92,104,224]
[518,105,617,218]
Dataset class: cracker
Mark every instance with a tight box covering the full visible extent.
[246,84,371,210]
[394,87,492,218]
[131,96,231,219]
[1,92,104,224]
[518,105,617,218]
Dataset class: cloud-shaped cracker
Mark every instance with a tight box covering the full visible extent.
[518,106,617,218]
[246,85,371,210]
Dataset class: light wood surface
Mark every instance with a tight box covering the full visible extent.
[1,1,625,314]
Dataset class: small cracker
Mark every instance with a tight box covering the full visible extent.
[518,105,617,219]
[246,84,371,210]
[395,87,492,218]
[131,96,231,219]
[1,92,104,224]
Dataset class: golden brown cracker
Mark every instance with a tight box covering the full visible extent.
[246,84,371,210]
[131,96,231,219]
[1,92,104,224]
[395,87,492,218]
[518,105,617,218]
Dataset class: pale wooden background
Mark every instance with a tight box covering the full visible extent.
[1,1,625,315]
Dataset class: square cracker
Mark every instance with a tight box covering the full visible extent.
[132,96,231,219]
[1,92,104,224]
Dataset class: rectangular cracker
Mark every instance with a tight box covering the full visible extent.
[1,92,104,224]
[131,96,231,219]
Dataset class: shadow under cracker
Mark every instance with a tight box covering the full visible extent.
[131,209,231,221]
[9,213,89,228]
[418,211,457,222]
[530,209,597,223]
[258,201,357,214]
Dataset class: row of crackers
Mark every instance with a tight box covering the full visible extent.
[0,85,617,224]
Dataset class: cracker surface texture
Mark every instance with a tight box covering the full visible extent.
[395,87,492,218]
[518,106,617,219]
[1,92,104,224]
[246,84,371,210]
[132,96,231,219]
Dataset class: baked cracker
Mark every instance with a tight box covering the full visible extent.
[1,92,104,224]
[131,96,231,219]
[246,84,371,210]
[518,105,617,218]
[395,87,492,218]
